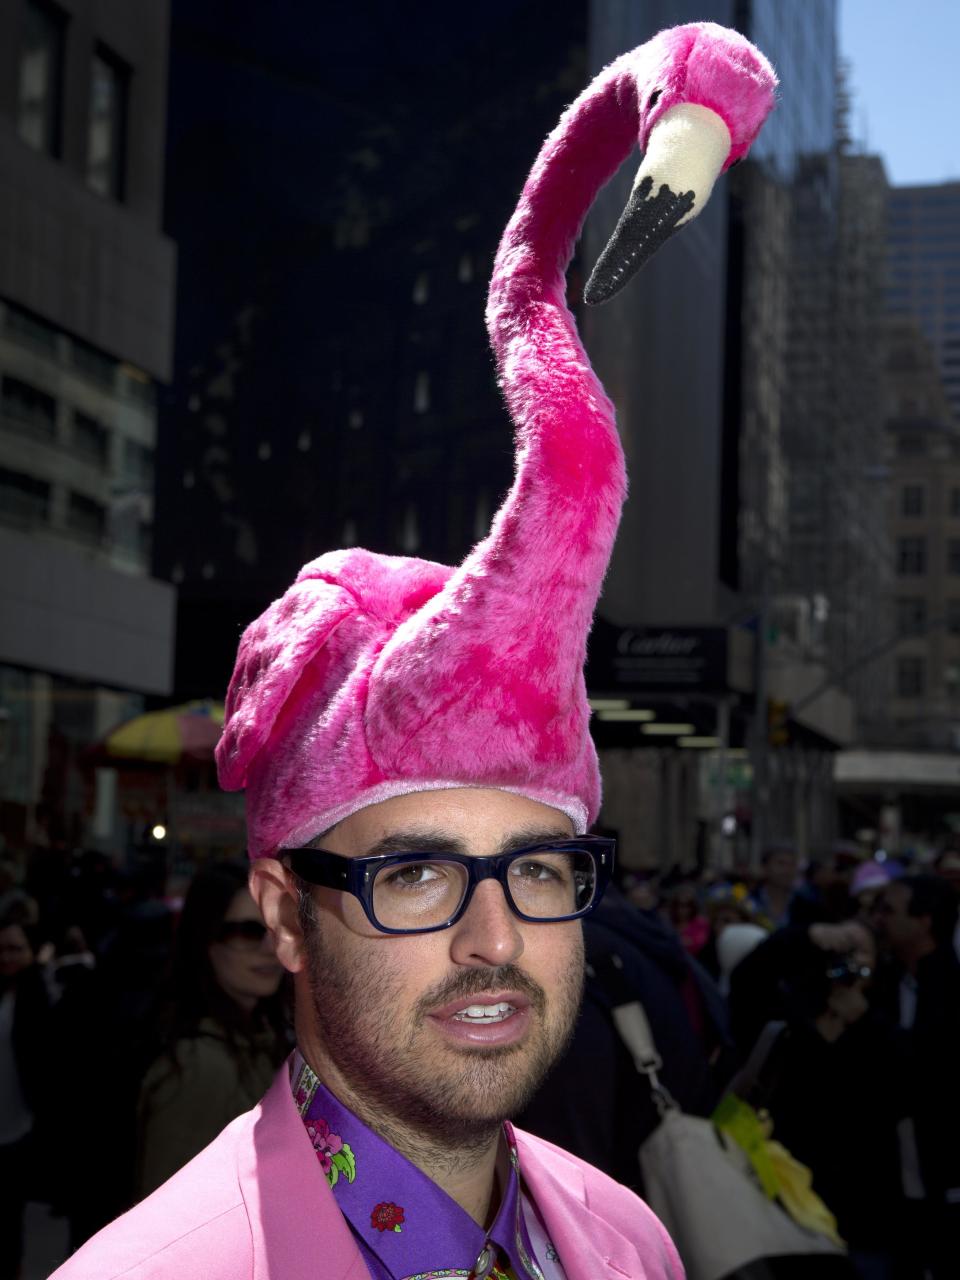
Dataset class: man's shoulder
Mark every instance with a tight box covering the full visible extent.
[514,1125,656,1219]
[514,1127,683,1277]
[50,1112,252,1279]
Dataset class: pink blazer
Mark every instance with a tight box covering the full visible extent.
[52,1067,683,1279]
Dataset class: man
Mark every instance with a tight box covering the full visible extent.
[871,875,960,1280]
[52,23,776,1280]
[748,844,799,930]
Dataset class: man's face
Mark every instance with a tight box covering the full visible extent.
[264,788,585,1146]
[872,881,927,958]
[0,924,33,979]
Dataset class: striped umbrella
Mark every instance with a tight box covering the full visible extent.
[102,700,225,765]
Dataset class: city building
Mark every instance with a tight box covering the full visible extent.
[156,0,588,700]
[0,0,176,854]
[584,0,867,866]
[886,182,960,424]
[885,318,960,748]
[835,320,960,851]
[833,188,960,854]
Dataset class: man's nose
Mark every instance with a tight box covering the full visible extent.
[448,877,524,968]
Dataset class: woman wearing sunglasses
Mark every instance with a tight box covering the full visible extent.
[136,862,288,1196]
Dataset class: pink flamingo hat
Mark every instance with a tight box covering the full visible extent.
[216,23,777,858]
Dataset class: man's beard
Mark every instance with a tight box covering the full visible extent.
[300,899,583,1152]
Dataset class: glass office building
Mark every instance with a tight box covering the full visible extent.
[887,183,960,425]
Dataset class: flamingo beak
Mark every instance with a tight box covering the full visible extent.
[584,102,733,306]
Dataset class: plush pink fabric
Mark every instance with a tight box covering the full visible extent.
[51,1066,684,1280]
[215,23,777,856]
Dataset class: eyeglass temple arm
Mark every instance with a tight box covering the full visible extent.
[288,850,352,890]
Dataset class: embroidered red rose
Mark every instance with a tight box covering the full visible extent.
[370,1201,405,1233]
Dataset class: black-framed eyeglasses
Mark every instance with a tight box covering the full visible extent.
[283,836,615,936]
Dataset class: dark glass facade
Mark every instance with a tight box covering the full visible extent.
[157,0,588,700]
[746,0,836,182]
[886,182,960,423]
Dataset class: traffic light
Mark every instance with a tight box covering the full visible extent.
[768,698,790,747]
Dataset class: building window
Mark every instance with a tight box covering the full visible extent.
[71,337,117,389]
[4,301,58,355]
[900,484,925,517]
[17,0,66,156]
[897,597,927,637]
[399,503,420,552]
[896,536,926,575]
[66,491,106,547]
[86,45,129,200]
[1,375,56,441]
[950,488,960,518]
[72,411,109,467]
[413,371,430,414]
[947,600,960,635]
[412,272,429,305]
[473,488,490,541]
[949,539,960,575]
[897,433,926,456]
[122,439,153,488]
[0,466,50,529]
[897,655,926,699]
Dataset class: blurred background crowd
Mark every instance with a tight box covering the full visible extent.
[3,835,959,1279]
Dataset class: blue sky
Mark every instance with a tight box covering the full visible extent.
[840,0,960,186]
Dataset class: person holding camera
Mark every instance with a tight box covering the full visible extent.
[728,920,904,1279]
[868,875,960,1280]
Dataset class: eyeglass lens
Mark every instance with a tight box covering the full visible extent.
[371,850,597,931]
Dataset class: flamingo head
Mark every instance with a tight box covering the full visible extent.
[585,22,777,305]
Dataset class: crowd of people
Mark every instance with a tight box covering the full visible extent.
[520,842,960,1280]
[2,836,958,1280]
[0,852,290,1279]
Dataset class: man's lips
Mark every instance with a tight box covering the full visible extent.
[426,990,533,1047]
[428,990,531,1021]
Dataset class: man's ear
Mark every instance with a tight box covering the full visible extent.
[249,858,308,974]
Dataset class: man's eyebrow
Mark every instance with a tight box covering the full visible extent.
[360,832,470,857]
[496,827,576,854]
[356,827,574,858]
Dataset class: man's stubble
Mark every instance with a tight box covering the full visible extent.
[299,894,584,1159]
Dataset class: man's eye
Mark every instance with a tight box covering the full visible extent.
[386,863,442,887]
[511,859,563,882]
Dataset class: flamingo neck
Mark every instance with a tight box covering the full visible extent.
[489,60,640,315]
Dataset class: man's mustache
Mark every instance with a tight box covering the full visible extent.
[415,964,547,1018]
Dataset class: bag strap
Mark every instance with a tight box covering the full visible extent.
[725,1019,787,1105]
[587,950,680,1114]
[609,997,680,1116]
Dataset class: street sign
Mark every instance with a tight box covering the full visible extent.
[587,620,753,694]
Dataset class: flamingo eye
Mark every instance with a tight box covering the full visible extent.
[648,89,662,108]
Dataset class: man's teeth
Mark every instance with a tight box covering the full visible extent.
[452,1002,516,1022]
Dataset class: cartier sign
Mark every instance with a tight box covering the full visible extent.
[588,620,749,693]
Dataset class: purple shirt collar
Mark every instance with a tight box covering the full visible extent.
[291,1051,547,1280]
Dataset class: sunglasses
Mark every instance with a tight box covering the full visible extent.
[217,919,268,946]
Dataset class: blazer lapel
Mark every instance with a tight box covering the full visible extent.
[239,1068,368,1280]
[516,1134,647,1280]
